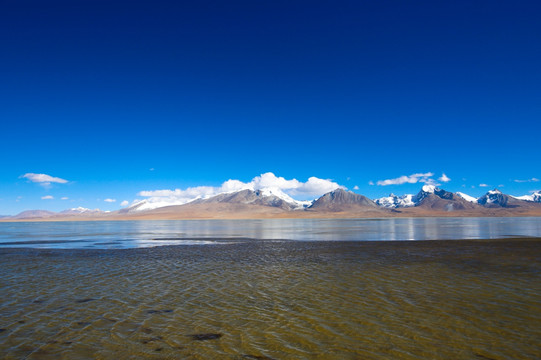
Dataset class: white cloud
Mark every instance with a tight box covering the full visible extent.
[353,185,359,190]
[41,195,54,200]
[120,200,129,207]
[438,173,451,182]
[21,173,68,187]
[137,172,343,208]
[368,181,374,185]
[479,183,489,187]
[104,198,116,203]
[376,172,435,186]
[61,197,69,200]
[514,178,539,183]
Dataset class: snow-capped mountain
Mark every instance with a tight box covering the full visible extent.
[374,193,415,208]
[390,185,478,211]
[194,189,309,211]
[456,192,478,203]
[514,191,541,203]
[413,184,453,203]
[122,187,312,212]
[59,207,103,215]
[477,189,525,208]
[253,187,312,209]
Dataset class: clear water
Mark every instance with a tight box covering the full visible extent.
[0,217,540,249]
[1,218,540,359]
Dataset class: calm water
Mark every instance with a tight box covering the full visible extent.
[0,217,540,249]
[1,219,541,359]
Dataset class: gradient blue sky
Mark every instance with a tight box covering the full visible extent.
[1,0,540,214]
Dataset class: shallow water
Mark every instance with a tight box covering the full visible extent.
[1,217,541,249]
[1,239,541,359]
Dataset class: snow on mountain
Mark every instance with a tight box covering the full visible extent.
[125,186,312,212]
[456,192,478,203]
[60,207,103,214]
[412,185,444,204]
[477,189,526,208]
[514,191,541,203]
[257,187,312,209]
[374,194,415,208]
[478,189,503,205]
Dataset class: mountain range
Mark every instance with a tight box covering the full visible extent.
[3,188,541,220]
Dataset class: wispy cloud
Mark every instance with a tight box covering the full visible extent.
[104,198,116,203]
[376,172,435,186]
[438,173,451,182]
[41,195,54,200]
[514,178,539,183]
[61,197,69,200]
[21,173,68,187]
[479,183,489,187]
[137,172,343,208]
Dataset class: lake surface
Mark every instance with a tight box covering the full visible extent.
[1,217,541,249]
[1,218,541,359]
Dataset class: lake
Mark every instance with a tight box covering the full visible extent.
[1,218,540,359]
[1,217,541,249]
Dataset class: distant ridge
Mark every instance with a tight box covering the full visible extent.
[11,210,56,219]
[2,186,541,220]
[308,188,379,212]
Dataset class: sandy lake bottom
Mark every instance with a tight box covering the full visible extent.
[1,238,541,359]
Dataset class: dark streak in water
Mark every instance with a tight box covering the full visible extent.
[147,309,173,314]
[141,337,163,344]
[152,237,254,241]
[189,333,223,341]
[75,298,96,303]
[476,354,497,360]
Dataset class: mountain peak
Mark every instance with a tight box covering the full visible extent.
[308,188,378,211]
[374,193,415,208]
[421,184,436,193]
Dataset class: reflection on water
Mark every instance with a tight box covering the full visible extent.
[1,240,540,359]
[0,217,540,249]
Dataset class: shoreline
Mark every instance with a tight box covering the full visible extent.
[1,236,540,253]
[2,212,541,222]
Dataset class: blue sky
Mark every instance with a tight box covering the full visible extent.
[1,0,540,214]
